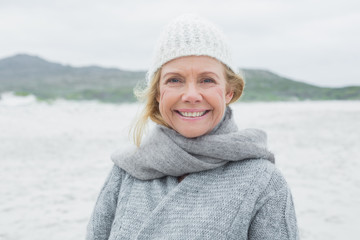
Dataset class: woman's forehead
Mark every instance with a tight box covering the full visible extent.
[161,56,224,76]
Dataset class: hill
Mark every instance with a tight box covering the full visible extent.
[242,69,360,101]
[0,54,359,102]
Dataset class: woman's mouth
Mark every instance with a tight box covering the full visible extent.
[175,110,210,118]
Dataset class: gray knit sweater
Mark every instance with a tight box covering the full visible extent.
[86,159,298,239]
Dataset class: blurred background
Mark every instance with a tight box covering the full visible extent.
[1,0,359,239]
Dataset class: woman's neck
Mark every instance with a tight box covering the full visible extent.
[177,174,188,183]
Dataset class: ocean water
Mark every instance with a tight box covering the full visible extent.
[1,93,359,239]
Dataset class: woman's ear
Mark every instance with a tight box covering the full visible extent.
[225,90,234,104]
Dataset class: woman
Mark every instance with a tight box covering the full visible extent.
[87,15,299,239]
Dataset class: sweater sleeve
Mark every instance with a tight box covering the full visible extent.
[248,171,299,240]
[86,165,123,240]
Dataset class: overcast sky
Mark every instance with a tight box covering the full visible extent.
[1,0,359,87]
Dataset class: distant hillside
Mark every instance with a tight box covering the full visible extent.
[0,54,143,102]
[0,54,359,102]
[242,70,360,101]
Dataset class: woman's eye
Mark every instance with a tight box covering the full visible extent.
[167,78,181,83]
[203,78,215,83]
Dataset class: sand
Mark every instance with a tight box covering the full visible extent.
[1,93,359,239]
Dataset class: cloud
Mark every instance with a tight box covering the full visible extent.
[0,0,359,86]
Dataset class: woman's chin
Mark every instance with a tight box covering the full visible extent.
[175,128,210,138]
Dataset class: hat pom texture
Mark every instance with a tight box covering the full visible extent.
[147,15,235,85]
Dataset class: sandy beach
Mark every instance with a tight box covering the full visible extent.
[1,94,359,239]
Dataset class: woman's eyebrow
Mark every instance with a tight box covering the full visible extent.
[162,72,182,79]
[199,71,220,79]
[162,71,220,80]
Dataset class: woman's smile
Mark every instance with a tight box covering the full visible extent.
[174,109,210,119]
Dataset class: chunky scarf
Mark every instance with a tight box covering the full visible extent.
[111,107,275,180]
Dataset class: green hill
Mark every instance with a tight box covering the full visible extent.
[0,54,359,102]
[242,70,360,101]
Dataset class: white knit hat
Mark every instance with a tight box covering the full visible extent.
[146,14,235,85]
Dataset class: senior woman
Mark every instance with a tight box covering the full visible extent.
[86,15,299,239]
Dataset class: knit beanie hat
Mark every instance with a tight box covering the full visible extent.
[146,14,235,85]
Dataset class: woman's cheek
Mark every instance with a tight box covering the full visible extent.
[213,87,226,100]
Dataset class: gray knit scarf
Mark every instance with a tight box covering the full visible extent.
[111,107,275,180]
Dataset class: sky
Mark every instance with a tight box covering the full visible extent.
[1,0,359,87]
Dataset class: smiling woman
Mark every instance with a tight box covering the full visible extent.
[157,56,234,138]
[86,14,299,240]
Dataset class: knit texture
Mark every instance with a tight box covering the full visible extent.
[86,160,299,239]
[147,14,235,85]
[111,107,274,180]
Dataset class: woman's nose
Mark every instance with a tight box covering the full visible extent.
[181,83,203,103]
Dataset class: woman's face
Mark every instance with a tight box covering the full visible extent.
[157,56,233,138]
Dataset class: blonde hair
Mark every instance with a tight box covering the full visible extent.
[131,64,245,147]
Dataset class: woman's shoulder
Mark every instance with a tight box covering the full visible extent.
[224,158,277,175]
[108,164,126,176]
[221,159,290,193]
[104,164,129,184]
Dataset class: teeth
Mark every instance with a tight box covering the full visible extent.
[179,111,206,117]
